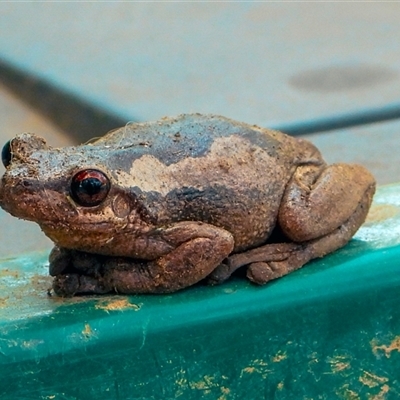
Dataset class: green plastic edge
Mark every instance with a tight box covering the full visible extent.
[0,184,400,399]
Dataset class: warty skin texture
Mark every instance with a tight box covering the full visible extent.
[0,114,376,295]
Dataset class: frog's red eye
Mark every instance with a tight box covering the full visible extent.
[70,169,110,207]
[2,140,12,168]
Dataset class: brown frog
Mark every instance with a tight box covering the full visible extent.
[0,114,375,296]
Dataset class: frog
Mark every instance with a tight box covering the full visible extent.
[0,114,376,296]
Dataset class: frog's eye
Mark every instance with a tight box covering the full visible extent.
[2,140,12,168]
[70,169,110,207]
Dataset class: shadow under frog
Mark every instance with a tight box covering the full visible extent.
[0,114,376,296]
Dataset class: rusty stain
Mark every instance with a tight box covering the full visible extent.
[241,366,255,375]
[0,268,19,278]
[189,375,217,390]
[336,384,360,400]
[327,355,351,373]
[30,274,53,291]
[359,371,388,388]
[172,372,231,399]
[0,297,8,307]
[95,298,142,312]
[218,386,231,400]
[368,384,390,400]
[272,350,287,363]
[240,358,271,379]
[365,203,400,225]
[82,323,93,338]
[371,336,400,358]
[332,362,350,373]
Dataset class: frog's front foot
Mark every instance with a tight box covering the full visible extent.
[53,273,111,297]
[51,222,234,296]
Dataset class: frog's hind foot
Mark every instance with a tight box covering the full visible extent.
[209,182,374,286]
[207,242,308,285]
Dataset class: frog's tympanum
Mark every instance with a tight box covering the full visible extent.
[0,114,375,296]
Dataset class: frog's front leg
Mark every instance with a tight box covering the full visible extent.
[209,163,376,285]
[51,222,234,296]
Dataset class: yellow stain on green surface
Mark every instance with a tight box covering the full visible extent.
[327,355,351,373]
[272,350,287,363]
[371,335,400,358]
[174,370,231,399]
[82,323,94,338]
[94,298,142,312]
[240,358,271,379]
[364,203,400,225]
[359,371,388,388]
[368,384,390,400]
[336,384,361,400]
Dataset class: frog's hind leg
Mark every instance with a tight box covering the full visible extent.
[209,163,375,285]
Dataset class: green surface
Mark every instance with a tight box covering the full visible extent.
[1,185,400,399]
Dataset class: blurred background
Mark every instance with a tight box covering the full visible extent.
[1,2,400,254]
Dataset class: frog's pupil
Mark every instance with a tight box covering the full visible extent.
[1,140,12,168]
[81,178,103,195]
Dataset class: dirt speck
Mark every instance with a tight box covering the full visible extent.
[272,351,287,363]
[30,274,53,291]
[241,367,255,374]
[0,297,8,307]
[22,339,44,349]
[82,323,93,338]
[0,268,19,278]
[95,298,142,312]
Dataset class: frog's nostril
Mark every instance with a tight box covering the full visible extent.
[1,140,12,168]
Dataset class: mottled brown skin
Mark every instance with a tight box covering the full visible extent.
[0,114,376,296]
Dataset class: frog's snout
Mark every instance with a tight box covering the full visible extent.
[1,133,48,168]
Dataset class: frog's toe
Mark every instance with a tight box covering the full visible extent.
[53,274,111,296]
[246,261,286,284]
[52,274,80,297]
[207,263,231,285]
[49,246,72,276]
[246,254,307,285]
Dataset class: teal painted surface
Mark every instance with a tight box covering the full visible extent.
[1,185,400,399]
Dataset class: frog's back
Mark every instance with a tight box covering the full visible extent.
[96,114,301,251]
[93,114,294,166]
